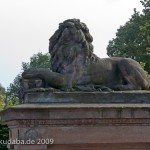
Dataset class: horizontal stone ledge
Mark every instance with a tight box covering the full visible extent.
[23,90,150,104]
[1,104,150,122]
[5,103,150,109]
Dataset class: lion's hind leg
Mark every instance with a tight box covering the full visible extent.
[114,59,149,90]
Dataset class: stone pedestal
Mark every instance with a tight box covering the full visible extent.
[1,92,150,150]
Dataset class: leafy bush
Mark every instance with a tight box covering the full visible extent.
[0,123,9,149]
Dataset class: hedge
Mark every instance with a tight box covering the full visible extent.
[0,123,9,150]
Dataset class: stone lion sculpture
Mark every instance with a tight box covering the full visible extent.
[22,19,150,92]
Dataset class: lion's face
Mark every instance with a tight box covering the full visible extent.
[49,19,94,74]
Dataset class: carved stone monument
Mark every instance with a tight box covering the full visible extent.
[21,19,150,93]
[1,19,150,150]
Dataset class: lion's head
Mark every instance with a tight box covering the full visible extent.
[49,19,99,74]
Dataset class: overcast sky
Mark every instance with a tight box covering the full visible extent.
[0,0,143,89]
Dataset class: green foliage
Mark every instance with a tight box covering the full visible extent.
[0,123,9,150]
[0,95,5,111]
[0,84,9,149]
[107,0,150,73]
[22,52,50,71]
[0,84,6,110]
[0,83,5,95]
[7,74,21,99]
[6,74,21,106]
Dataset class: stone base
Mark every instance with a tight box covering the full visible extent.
[1,103,150,150]
[23,91,150,103]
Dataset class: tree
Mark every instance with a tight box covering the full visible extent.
[6,74,20,107]
[22,52,50,71]
[0,123,9,150]
[6,52,50,105]
[0,84,5,110]
[0,95,5,110]
[107,0,150,73]
[0,83,5,94]
[0,84,9,150]
[139,0,150,72]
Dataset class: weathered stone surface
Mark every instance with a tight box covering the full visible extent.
[21,19,150,98]
[1,104,150,149]
[23,91,150,104]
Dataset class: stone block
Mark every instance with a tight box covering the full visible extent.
[1,92,150,149]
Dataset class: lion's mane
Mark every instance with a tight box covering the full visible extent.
[49,19,99,74]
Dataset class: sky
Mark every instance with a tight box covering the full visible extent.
[0,0,143,89]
